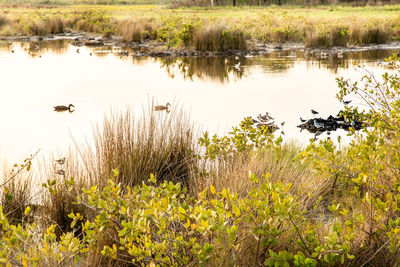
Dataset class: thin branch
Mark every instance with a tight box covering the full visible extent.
[0,149,40,188]
[288,214,312,255]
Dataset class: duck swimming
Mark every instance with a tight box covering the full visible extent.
[54,104,75,112]
[153,103,171,112]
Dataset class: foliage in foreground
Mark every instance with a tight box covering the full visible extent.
[1,170,355,266]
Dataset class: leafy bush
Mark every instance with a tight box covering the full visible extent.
[301,55,400,265]
[69,171,309,266]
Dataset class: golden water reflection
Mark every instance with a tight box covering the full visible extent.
[2,39,397,82]
[0,40,397,165]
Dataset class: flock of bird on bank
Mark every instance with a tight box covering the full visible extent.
[297,100,366,138]
[250,112,284,134]
[248,99,365,139]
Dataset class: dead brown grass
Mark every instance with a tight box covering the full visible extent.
[0,14,9,30]
[193,24,247,52]
[191,142,324,207]
[37,152,93,237]
[0,172,32,225]
[71,106,199,189]
[117,17,156,42]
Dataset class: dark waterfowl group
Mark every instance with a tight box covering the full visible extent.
[297,110,365,137]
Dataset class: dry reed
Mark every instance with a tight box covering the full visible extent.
[193,24,247,51]
[71,106,198,189]
[117,18,156,42]
[0,14,9,30]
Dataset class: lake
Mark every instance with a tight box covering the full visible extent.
[0,39,398,167]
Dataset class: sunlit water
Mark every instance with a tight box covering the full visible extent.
[0,39,398,169]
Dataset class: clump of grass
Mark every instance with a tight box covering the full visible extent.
[0,14,9,30]
[79,106,198,189]
[36,106,197,238]
[330,26,349,47]
[361,26,390,44]
[0,174,32,225]
[117,18,156,42]
[14,15,66,36]
[193,142,318,202]
[193,24,247,52]
[0,156,37,226]
[349,21,391,45]
[305,25,350,47]
[45,16,64,34]
[38,151,96,237]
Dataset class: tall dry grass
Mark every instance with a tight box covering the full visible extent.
[0,172,32,225]
[13,15,66,36]
[0,14,9,30]
[0,154,40,226]
[2,8,399,49]
[32,106,197,237]
[85,107,198,188]
[193,24,247,51]
[39,152,93,237]
[53,106,198,191]
[304,19,393,47]
[191,142,322,206]
[117,18,156,42]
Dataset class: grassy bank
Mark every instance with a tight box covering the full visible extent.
[1,55,400,265]
[1,5,400,50]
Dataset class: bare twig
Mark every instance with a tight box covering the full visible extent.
[0,149,40,188]
[288,214,312,255]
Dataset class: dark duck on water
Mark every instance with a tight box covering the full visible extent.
[54,104,75,112]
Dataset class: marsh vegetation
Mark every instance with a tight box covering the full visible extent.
[1,4,400,50]
[2,0,400,264]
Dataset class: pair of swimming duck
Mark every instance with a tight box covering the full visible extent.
[54,103,172,113]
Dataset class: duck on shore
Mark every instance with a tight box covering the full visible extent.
[55,157,65,165]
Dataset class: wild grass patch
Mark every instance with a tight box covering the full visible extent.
[193,24,247,51]
[117,17,156,42]
[0,14,9,30]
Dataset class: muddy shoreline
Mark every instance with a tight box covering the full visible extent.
[2,31,400,58]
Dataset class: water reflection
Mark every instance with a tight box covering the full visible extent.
[159,57,248,82]
[1,39,398,81]
[19,40,70,56]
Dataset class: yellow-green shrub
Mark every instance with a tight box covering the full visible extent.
[301,55,400,266]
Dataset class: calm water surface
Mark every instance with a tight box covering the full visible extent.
[0,40,398,166]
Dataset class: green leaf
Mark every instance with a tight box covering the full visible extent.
[178,206,187,215]
[210,185,216,195]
